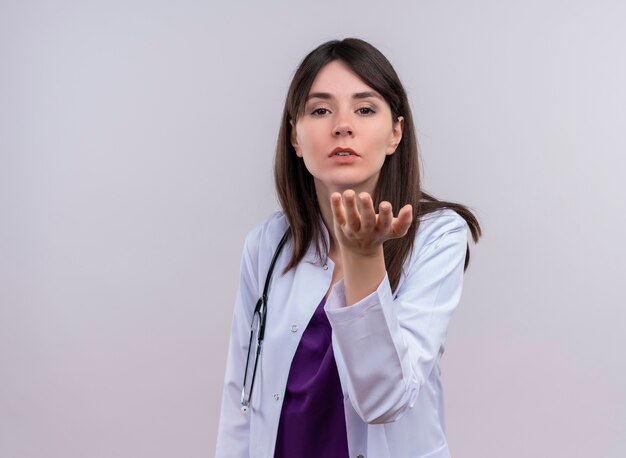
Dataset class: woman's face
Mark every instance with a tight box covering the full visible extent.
[291,60,403,197]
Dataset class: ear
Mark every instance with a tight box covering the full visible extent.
[386,116,404,155]
[290,119,303,157]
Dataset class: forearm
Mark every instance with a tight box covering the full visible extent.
[341,244,386,306]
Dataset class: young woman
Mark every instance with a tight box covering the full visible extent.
[216,38,481,458]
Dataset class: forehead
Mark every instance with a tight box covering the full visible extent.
[308,60,374,95]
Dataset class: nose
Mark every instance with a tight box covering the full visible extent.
[333,111,353,136]
[333,123,353,137]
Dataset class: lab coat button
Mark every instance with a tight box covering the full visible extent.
[291,324,298,333]
[323,263,329,270]
[273,393,280,401]
[356,455,364,458]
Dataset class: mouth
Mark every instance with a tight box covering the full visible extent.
[329,147,359,157]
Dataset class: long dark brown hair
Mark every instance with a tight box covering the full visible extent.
[274,38,481,292]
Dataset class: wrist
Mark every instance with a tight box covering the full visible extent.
[340,243,384,262]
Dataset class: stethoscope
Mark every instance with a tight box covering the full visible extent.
[240,229,290,412]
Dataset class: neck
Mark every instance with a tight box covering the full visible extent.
[315,185,338,256]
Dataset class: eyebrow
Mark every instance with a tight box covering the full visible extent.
[306,91,383,101]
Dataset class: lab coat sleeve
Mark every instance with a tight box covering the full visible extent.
[325,211,468,424]
[215,230,260,457]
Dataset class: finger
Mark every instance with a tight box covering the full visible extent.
[330,192,347,226]
[391,204,413,238]
[358,192,376,232]
[343,190,361,230]
[377,201,393,232]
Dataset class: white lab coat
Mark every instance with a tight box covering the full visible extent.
[216,208,468,458]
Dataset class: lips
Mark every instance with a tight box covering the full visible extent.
[329,147,359,157]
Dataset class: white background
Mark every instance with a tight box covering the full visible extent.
[1,1,625,456]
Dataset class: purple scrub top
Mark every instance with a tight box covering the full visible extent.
[274,296,349,457]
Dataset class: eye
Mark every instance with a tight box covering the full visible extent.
[311,107,330,116]
[356,106,376,115]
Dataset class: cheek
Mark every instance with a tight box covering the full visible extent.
[298,126,326,152]
[368,124,396,149]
